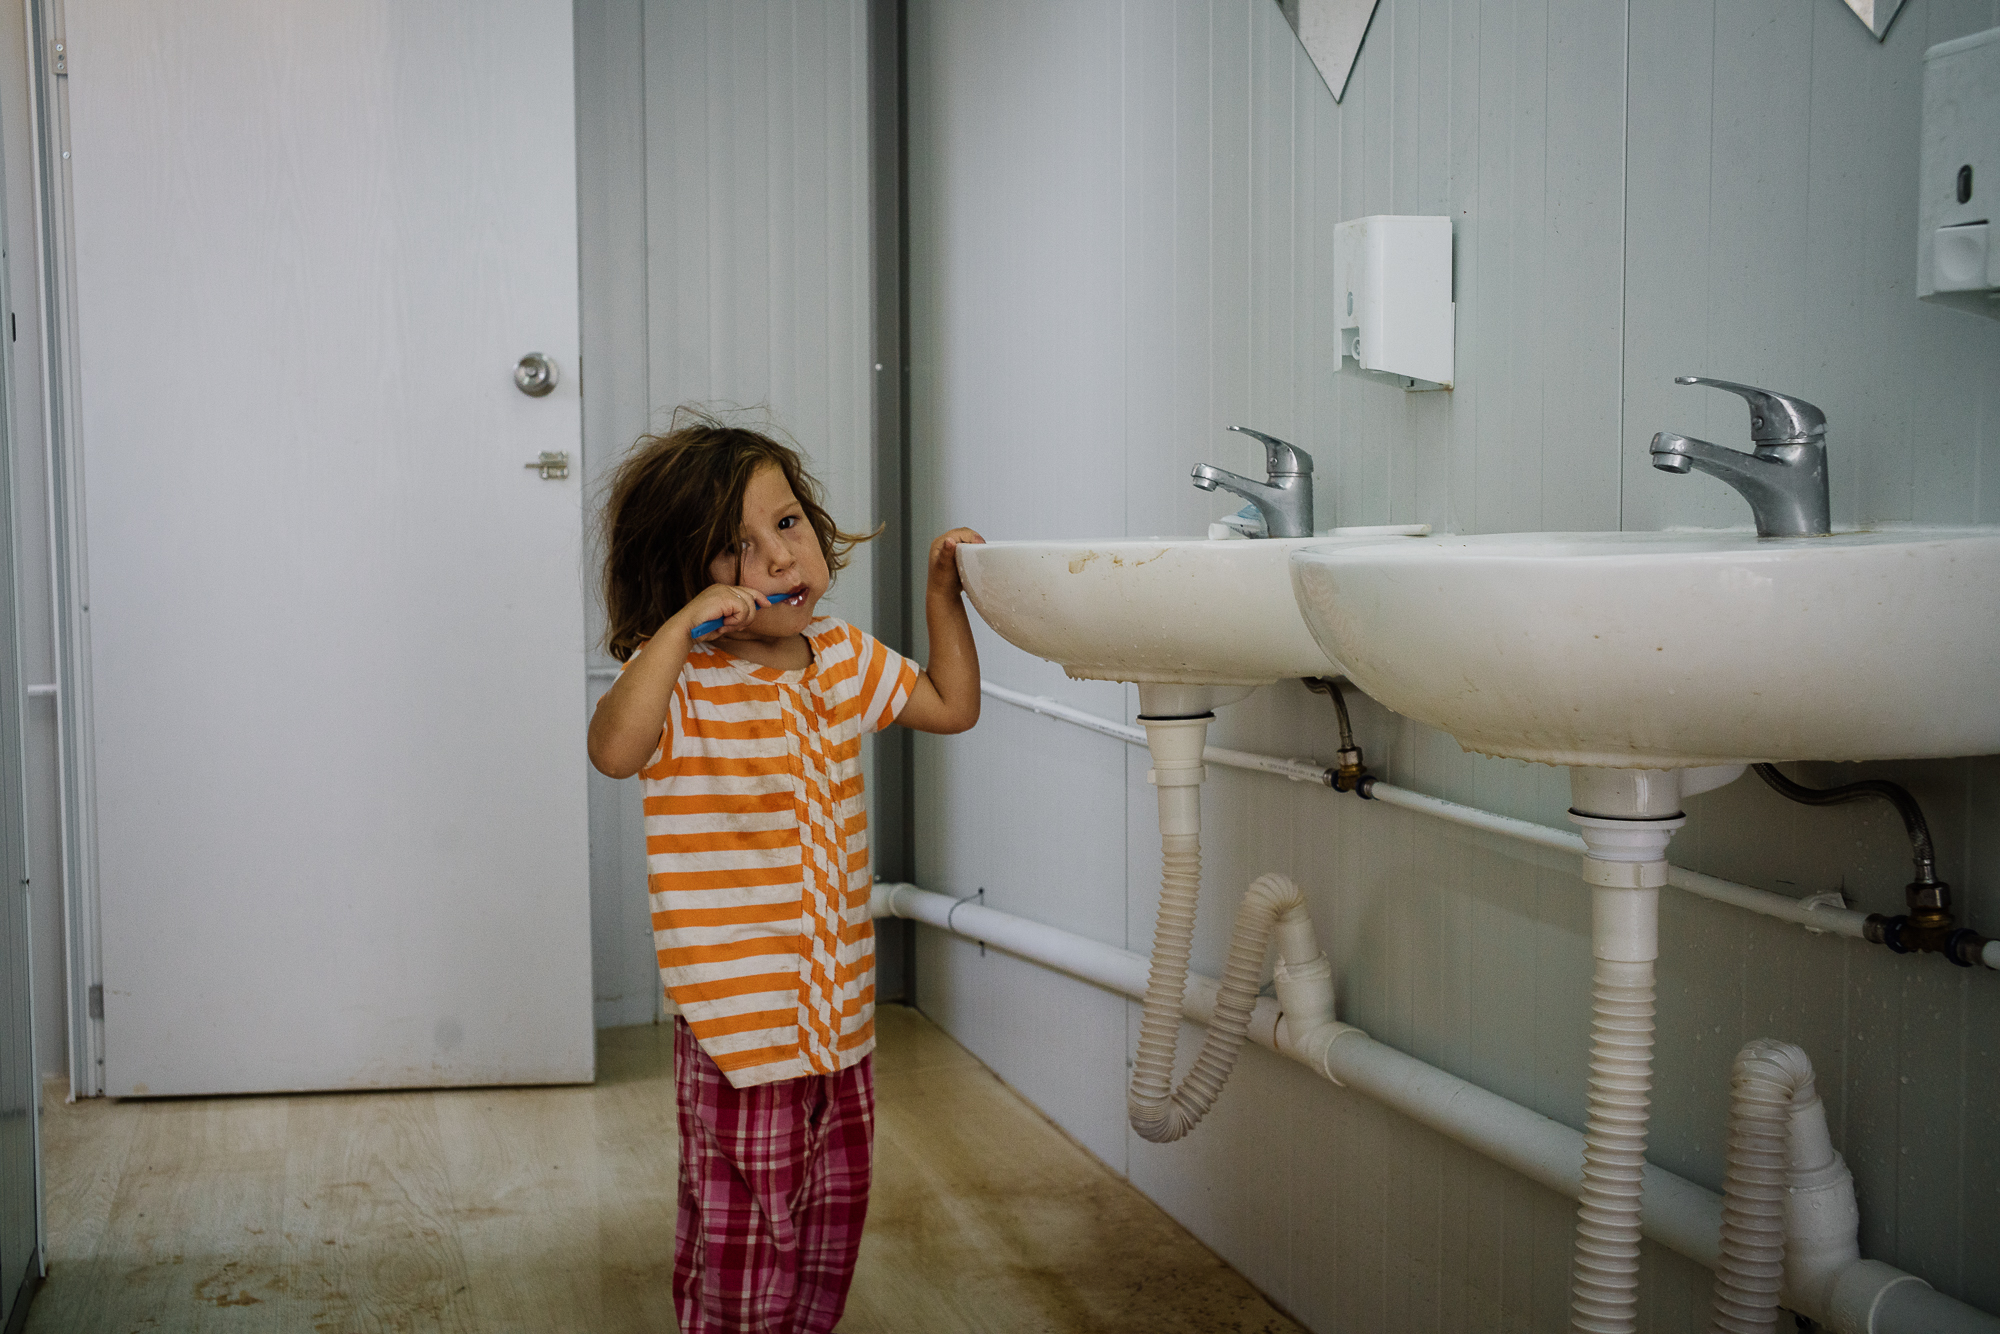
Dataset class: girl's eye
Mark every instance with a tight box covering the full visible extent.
[778,515,796,531]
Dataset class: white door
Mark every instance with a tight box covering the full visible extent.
[63,0,594,1096]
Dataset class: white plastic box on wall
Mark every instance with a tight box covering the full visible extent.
[1918,25,2000,320]
[1333,215,1454,389]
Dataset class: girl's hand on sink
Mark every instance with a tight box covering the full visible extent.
[930,527,985,600]
[898,527,986,736]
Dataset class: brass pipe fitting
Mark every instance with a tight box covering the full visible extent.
[1304,677,1376,798]
[1863,880,1992,967]
[1333,745,1373,796]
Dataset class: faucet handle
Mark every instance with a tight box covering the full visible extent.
[1225,425,1313,476]
[1673,376,1826,445]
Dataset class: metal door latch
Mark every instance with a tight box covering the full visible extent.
[525,451,569,480]
[514,352,559,397]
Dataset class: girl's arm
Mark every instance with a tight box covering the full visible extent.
[896,528,984,736]
[587,584,769,778]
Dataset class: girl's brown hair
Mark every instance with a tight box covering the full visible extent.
[597,408,876,661]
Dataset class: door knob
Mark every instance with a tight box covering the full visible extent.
[514,353,559,397]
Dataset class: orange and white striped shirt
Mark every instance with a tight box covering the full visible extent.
[635,616,918,1089]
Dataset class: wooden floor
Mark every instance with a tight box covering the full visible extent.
[27,1005,1302,1333]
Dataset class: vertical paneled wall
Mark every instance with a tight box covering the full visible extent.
[642,0,876,544]
[905,1,2000,1329]
[575,0,878,1026]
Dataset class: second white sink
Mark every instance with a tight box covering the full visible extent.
[1290,527,2000,767]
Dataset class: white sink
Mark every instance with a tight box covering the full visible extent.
[960,533,1415,687]
[1289,527,2000,768]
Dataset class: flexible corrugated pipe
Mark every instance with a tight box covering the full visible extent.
[1708,1040,1857,1334]
[1130,865,1311,1143]
[1572,953,1659,1332]
[1128,714,1319,1143]
[1569,807,1683,1334]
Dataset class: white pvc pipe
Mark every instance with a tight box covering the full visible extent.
[978,681,1949,963]
[980,680,1331,784]
[872,882,2000,1334]
[1366,779,1589,853]
[1667,865,1873,942]
[1200,742,1332,785]
[876,880,1148,996]
[1865,1280,2000,1334]
[869,880,1723,1264]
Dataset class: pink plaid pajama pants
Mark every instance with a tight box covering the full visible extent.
[673,1017,876,1334]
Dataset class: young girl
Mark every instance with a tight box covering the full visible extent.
[587,411,982,1334]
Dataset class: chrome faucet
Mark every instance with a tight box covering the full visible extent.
[1191,427,1314,538]
[1650,377,1830,537]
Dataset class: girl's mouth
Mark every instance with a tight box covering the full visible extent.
[778,586,808,607]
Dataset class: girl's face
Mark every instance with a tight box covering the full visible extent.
[706,463,830,636]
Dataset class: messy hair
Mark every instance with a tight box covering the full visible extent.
[597,407,877,661]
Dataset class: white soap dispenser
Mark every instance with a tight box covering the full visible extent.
[1333,215,1454,389]
[1918,25,1999,319]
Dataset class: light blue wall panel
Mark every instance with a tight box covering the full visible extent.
[907,0,2000,1328]
[643,0,875,547]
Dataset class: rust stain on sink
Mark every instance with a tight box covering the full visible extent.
[1067,551,1102,574]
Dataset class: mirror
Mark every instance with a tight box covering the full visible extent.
[1842,0,1905,41]
[1276,0,1382,104]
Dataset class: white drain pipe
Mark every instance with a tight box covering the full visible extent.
[1125,711,1213,1142]
[1566,765,1760,1334]
[1709,1040,1858,1333]
[1700,1038,1983,1334]
[1124,683,1338,1144]
[1568,770,1688,1334]
[1129,862,1331,1142]
[872,882,2000,1334]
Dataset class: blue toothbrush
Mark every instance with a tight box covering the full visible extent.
[692,588,798,639]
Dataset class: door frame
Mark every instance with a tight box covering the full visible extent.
[0,0,48,1300]
[23,0,101,1100]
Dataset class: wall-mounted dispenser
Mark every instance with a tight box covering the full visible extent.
[1918,26,1999,320]
[1333,215,1454,389]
